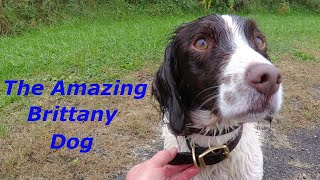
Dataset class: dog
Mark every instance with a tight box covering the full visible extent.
[152,14,283,180]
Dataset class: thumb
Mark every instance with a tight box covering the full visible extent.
[147,147,178,167]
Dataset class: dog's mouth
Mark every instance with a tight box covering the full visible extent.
[239,106,275,119]
[218,88,282,122]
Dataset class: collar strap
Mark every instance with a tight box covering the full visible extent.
[183,125,240,136]
[163,113,239,136]
[168,125,243,168]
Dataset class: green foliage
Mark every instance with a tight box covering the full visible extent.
[0,0,201,36]
[198,0,319,14]
[278,1,291,15]
[1,0,99,35]
[201,0,212,11]
[0,0,319,36]
[199,0,233,13]
[0,11,319,116]
[290,0,320,13]
[122,0,201,16]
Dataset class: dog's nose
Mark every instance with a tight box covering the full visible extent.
[246,63,282,96]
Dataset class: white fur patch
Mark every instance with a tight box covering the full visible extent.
[218,15,283,122]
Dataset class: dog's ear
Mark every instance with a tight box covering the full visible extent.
[152,43,186,135]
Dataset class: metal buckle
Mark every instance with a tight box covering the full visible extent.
[191,142,230,168]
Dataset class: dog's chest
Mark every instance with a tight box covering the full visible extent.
[193,124,264,180]
[163,123,264,180]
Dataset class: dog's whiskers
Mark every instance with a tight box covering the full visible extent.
[195,88,219,110]
[197,94,219,110]
[191,86,219,104]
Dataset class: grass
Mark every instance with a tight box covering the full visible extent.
[0,123,10,137]
[246,12,320,62]
[294,51,316,61]
[0,14,201,112]
[1,11,319,109]
[0,10,319,179]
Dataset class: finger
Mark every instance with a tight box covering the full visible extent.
[163,164,192,177]
[147,147,177,167]
[169,166,200,180]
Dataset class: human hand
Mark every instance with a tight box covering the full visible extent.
[126,147,200,180]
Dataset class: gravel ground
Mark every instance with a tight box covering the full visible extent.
[263,127,320,180]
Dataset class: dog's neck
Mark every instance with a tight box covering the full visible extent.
[185,110,242,148]
[189,110,241,133]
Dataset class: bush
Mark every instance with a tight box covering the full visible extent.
[0,0,319,36]
[0,0,101,36]
[0,0,202,36]
[199,0,319,14]
[123,0,201,15]
[291,0,320,13]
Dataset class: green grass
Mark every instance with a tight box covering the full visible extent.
[247,12,320,62]
[0,11,320,137]
[0,14,199,105]
[294,51,316,61]
[0,122,10,137]
[1,12,319,87]
[1,11,319,92]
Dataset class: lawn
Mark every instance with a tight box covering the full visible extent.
[0,11,319,179]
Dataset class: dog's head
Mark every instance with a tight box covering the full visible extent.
[152,15,283,135]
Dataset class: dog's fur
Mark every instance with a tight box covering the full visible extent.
[152,15,283,179]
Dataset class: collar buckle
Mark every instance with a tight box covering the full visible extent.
[191,142,230,168]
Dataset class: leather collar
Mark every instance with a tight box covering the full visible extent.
[168,125,243,168]
[164,113,240,136]
[182,125,240,136]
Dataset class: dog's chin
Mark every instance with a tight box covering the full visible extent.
[220,103,280,123]
[233,112,272,123]
[219,88,283,123]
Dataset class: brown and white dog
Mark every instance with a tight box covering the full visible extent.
[152,15,283,179]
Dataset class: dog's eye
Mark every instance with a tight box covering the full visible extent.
[255,37,265,49]
[194,39,208,50]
